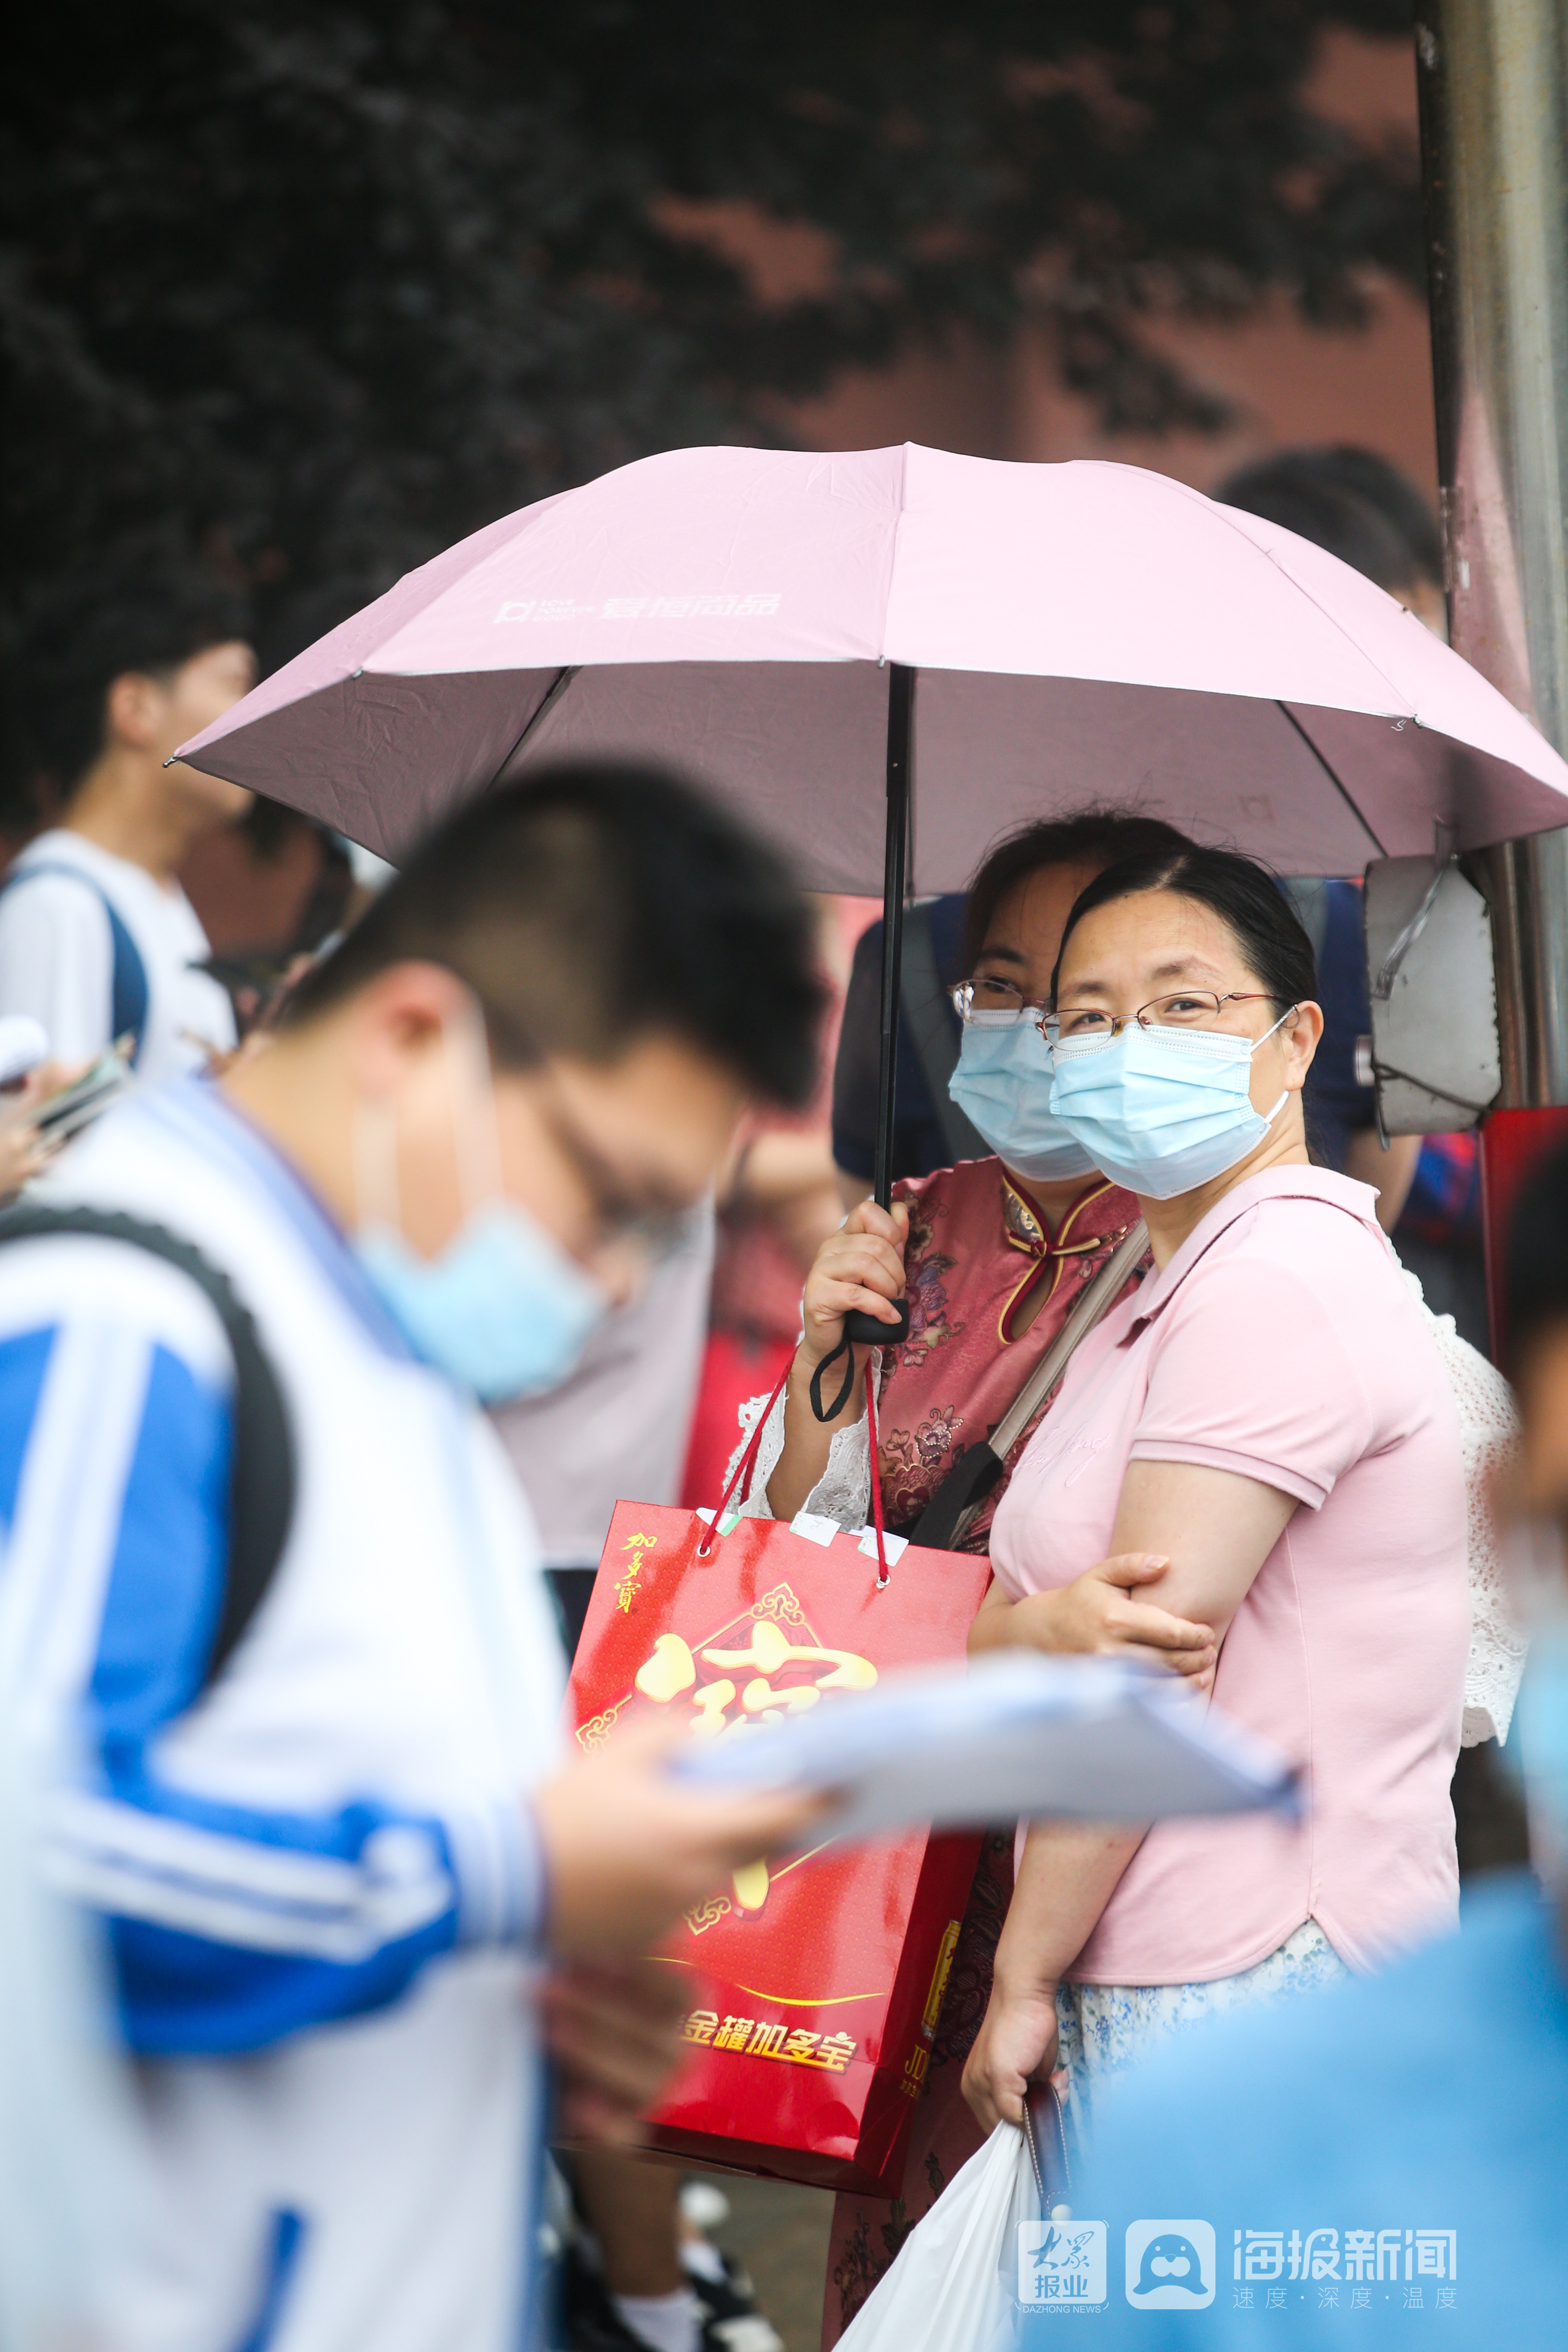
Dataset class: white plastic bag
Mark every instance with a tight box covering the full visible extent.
[838,2121,1033,2352]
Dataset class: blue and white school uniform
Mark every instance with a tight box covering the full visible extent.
[0,831,235,1079]
[0,1080,564,2352]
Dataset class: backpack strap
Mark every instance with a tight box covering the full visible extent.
[0,864,151,1066]
[0,1204,295,1691]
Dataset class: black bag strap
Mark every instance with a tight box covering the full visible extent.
[0,1204,295,1690]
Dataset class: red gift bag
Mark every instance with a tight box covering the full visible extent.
[565,1374,993,2193]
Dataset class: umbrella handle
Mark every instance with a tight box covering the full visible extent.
[844,1300,910,1347]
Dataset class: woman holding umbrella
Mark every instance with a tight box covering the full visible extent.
[962,843,1468,2137]
[736,807,1219,2340]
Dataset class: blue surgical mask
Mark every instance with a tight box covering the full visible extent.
[357,1202,607,1402]
[948,1019,1098,1182]
[351,1010,609,1401]
[1047,1014,1290,1201]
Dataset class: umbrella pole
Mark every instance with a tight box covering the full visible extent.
[843,662,912,1349]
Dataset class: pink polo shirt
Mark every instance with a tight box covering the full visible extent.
[989,1166,1468,1984]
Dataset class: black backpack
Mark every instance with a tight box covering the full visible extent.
[0,1204,295,1691]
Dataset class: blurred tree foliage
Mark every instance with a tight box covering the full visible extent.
[2,1,1419,662]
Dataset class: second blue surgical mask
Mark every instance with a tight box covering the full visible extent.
[948,1019,1098,1183]
[1048,1016,1290,1200]
[352,1008,609,1401]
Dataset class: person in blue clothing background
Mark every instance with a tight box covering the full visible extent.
[0,762,824,2352]
[1068,1132,1568,2349]
[0,542,256,1082]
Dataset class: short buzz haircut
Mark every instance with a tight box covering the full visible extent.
[14,535,252,794]
[285,762,826,1108]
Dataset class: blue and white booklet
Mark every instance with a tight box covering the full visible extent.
[669,1652,1297,1839]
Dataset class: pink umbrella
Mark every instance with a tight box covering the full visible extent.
[178,441,1568,878]
[177,442,1568,1301]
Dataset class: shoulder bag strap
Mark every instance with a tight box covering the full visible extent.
[908,1219,1149,1551]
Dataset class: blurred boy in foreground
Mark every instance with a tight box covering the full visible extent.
[0,763,823,2352]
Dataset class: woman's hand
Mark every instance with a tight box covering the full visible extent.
[969,1556,1216,1687]
[1046,1554,1216,1686]
[796,1196,910,1376]
[962,1979,1060,2132]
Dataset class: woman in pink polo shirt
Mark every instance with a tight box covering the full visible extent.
[964,842,1469,2133]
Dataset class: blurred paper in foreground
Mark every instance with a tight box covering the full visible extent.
[669,1652,1298,1839]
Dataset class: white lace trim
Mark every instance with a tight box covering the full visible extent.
[1398,1266,1528,1746]
[725,1352,882,1526]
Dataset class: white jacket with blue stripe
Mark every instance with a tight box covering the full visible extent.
[0,1080,565,2352]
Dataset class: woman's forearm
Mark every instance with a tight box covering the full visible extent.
[993,1819,1145,1996]
[967,1587,1063,1655]
[763,1348,868,1521]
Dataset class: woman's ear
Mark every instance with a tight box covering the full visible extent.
[1282,1000,1325,1090]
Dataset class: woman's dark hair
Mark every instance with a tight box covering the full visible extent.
[1051,844,1318,1009]
[960,808,1195,972]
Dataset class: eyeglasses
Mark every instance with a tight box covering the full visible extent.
[950,976,1052,1029]
[534,1085,695,1267]
[1044,992,1290,1054]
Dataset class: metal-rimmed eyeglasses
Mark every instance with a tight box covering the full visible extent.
[1044,991,1291,1054]
[949,976,1052,1029]
[951,978,1289,1049]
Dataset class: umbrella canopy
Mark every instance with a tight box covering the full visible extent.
[179,441,1568,886]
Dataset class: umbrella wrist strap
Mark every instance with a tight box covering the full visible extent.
[807,1327,860,1423]
[696,1353,891,1589]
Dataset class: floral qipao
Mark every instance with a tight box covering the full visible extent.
[874,1157,1142,1543]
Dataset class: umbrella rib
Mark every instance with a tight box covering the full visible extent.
[485,665,580,789]
[1276,703,1389,860]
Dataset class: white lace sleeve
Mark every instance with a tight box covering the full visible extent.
[723,1352,882,1525]
[1401,1268,1529,1745]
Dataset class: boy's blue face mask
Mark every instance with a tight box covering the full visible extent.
[357,1205,606,1403]
[352,1016,608,1402]
[947,1019,1098,1183]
